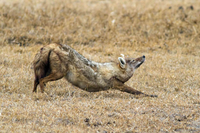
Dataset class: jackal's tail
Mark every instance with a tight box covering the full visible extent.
[33,46,52,92]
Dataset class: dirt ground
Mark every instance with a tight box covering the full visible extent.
[0,0,200,132]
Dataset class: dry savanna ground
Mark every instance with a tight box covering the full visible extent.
[0,0,200,132]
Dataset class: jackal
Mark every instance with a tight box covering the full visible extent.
[33,43,156,97]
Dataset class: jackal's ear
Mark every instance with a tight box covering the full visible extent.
[118,57,126,69]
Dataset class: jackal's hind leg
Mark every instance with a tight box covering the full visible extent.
[33,78,39,92]
[39,72,64,93]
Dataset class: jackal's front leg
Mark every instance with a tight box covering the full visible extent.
[113,82,157,97]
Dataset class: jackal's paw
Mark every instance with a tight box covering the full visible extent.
[141,94,158,97]
[148,94,158,97]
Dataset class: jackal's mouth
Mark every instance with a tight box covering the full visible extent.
[135,60,144,68]
[135,55,145,69]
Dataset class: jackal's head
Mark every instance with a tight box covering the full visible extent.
[116,54,145,83]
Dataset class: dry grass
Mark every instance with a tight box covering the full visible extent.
[0,0,200,132]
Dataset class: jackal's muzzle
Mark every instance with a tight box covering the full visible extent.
[134,55,145,69]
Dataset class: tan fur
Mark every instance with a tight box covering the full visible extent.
[33,43,157,97]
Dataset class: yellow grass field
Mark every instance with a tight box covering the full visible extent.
[0,0,200,132]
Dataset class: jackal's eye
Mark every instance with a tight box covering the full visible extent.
[131,59,135,63]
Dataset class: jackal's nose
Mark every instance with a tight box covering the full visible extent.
[143,55,145,59]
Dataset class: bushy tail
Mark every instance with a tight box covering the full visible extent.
[33,46,52,92]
